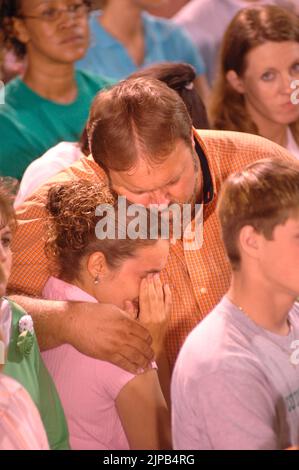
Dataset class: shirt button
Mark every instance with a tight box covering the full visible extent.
[200,287,207,294]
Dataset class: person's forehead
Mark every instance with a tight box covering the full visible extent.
[246,41,299,70]
[129,242,169,270]
[22,0,68,8]
[110,142,193,190]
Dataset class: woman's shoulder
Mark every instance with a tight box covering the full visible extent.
[4,299,37,363]
[5,299,28,326]
[142,11,187,38]
[0,77,37,111]
[75,69,115,91]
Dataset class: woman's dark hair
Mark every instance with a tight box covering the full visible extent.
[0,1,25,58]
[79,127,90,156]
[129,62,210,129]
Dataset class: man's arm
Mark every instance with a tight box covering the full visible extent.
[9,295,154,374]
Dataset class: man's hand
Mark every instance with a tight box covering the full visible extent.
[8,296,154,375]
[64,301,154,374]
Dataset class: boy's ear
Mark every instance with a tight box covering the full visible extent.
[86,252,108,280]
[226,70,245,94]
[238,225,260,261]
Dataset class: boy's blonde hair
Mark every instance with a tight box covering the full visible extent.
[217,158,299,270]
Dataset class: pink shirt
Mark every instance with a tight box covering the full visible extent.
[42,277,137,450]
[0,375,49,450]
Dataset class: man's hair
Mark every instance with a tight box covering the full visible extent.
[87,77,193,173]
[217,158,299,270]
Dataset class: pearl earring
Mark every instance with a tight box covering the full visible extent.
[94,274,99,285]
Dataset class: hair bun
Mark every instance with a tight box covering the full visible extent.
[46,185,68,217]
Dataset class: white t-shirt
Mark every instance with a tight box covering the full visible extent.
[14,142,84,208]
[174,0,299,85]
[172,296,299,450]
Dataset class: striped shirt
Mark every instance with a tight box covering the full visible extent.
[0,375,49,450]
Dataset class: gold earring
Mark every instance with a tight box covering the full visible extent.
[94,274,99,285]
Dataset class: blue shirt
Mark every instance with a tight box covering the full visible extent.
[76,11,206,80]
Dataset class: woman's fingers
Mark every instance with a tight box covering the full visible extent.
[163,283,172,319]
[147,275,159,319]
[139,277,150,321]
[154,273,164,303]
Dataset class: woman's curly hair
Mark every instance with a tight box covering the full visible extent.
[45,180,161,282]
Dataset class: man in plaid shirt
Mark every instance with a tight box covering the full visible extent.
[9,77,293,373]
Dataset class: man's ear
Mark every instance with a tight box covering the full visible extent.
[86,252,108,281]
[226,70,245,94]
[12,17,30,46]
[189,126,196,150]
[239,225,261,261]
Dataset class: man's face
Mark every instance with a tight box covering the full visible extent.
[109,140,202,210]
[258,216,299,298]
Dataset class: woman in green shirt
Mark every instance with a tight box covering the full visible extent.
[0,187,70,449]
[0,0,113,180]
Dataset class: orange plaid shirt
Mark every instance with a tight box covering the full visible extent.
[9,130,293,370]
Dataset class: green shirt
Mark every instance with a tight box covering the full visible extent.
[3,300,70,450]
[0,70,113,180]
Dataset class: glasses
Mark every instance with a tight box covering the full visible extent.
[17,1,90,23]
